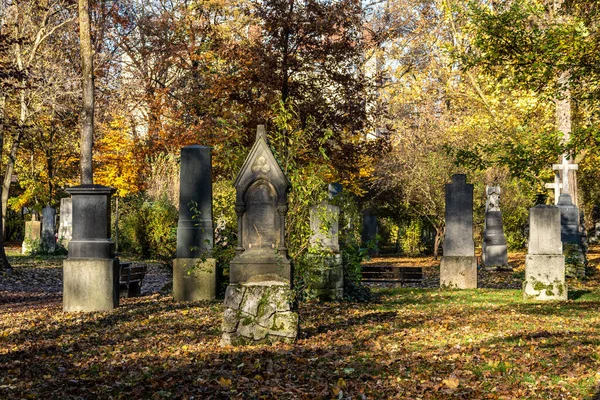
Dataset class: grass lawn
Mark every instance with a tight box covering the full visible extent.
[1,250,600,399]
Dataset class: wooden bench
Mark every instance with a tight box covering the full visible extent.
[361,266,423,285]
[119,262,147,298]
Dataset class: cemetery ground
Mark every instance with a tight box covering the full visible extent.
[1,249,600,399]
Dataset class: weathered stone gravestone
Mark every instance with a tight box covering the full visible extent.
[221,126,297,346]
[21,214,41,255]
[307,198,343,300]
[42,205,56,253]
[523,205,567,301]
[440,174,477,289]
[63,185,119,312]
[173,145,216,301]
[481,186,509,269]
[58,197,73,248]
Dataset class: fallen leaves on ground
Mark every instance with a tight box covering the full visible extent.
[1,250,600,398]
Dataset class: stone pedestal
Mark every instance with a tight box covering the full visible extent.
[221,282,298,346]
[63,185,118,312]
[440,256,477,289]
[306,254,343,300]
[173,145,216,301]
[63,258,119,312]
[481,186,509,269]
[440,174,477,288]
[523,205,567,301]
[173,258,216,301]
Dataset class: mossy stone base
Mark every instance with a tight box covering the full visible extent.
[173,258,216,301]
[523,255,567,301]
[221,282,298,346]
[306,254,343,300]
[440,256,477,289]
[63,258,119,312]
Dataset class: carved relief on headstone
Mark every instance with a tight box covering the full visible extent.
[482,186,509,269]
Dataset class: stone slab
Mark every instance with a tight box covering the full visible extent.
[440,256,477,289]
[523,255,567,301]
[444,174,474,257]
[482,243,509,269]
[528,205,562,255]
[58,197,73,247]
[63,258,119,312]
[173,258,216,301]
[305,254,343,300]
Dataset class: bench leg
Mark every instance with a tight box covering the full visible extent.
[119,285,130,298]
[128,282,142,297]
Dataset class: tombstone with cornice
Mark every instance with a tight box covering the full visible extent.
[553,157,587,278]
[221,125,297,346]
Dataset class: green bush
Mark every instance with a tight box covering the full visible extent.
[119,195,178,261]
[400,219,426,256]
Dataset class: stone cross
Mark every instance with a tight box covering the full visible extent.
[553,156,578,195]
[544,172,561,205]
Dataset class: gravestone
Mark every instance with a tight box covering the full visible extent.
[173,145,216,301]
[440,174,477,289]
[58,198,73,248]
[42,205,56,253]
[362,212,378,255]
[481,186,509,269]
[222,126,297,346]
[63,185,119,312]
[21,214,41,255]
[307,199,343,300]
[557,193,587,278]
[523,205,567,300]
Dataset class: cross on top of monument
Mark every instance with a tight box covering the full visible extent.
[544,171,560,205]
[256,125,267,141]
[552,156,578,195]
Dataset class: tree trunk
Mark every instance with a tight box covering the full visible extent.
[0,94,12,273]
[79,0,94,185]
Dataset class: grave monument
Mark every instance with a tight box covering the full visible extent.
[21,214,41,254]
[221,126,297,346]
[63,185,119,312]
[523,205,567,300]
[481,186,509,269]
[307,187,343,300]
[42,205,56,253]
[173,145,216,301]
[440,174,477,289]
[58,197,73,248]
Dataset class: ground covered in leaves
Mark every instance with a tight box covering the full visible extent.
[2,251,600,399]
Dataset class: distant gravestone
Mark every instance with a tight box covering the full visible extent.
[523,205,567,300]
[308,200,343,300]
[58,198,72,248]
[440,174,477,289]
[481,186,509,269]
[221,126,297,346]
[362,212,378,255]
[557,193,587,278]
[173,145,216,301]
[42,205,56,253]
[22,214,41,255]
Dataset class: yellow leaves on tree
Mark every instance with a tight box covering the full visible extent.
[94,115,143,198]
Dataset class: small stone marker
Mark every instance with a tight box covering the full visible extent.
[481,186,509,269]
[63,185,119,312]
[42,205,56,253]
[523,205,567,300]
[308,199,343,300]
[440,174,477,289]
[362,212,378,255]
[222,125,297,346]
[173,145,216,301]
[58,198,73,248]
[21,214,41,255]
[556,193,587,278]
